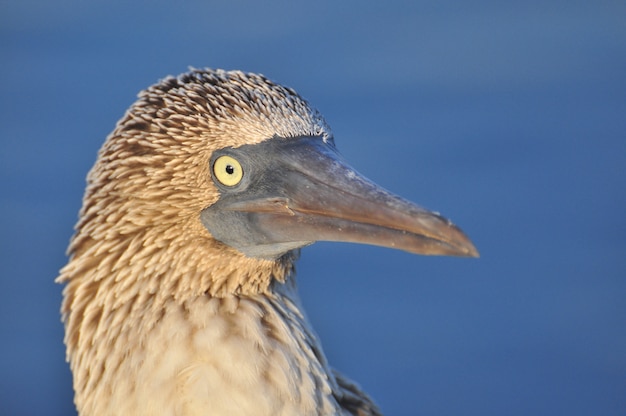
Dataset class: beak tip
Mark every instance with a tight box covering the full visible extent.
[441,240,479,258]
[442,223,480,258]
[463,243,480,258]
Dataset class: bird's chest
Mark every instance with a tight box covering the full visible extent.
[94,294,341,416]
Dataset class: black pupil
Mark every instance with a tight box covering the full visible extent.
[225,165,235,175]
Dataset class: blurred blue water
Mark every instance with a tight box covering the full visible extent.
[2,1,625,415]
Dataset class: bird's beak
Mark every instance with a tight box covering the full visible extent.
[201,136,478,260]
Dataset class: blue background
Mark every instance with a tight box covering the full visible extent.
[2,1,625,415]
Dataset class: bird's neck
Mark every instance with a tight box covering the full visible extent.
[70,276,344,415]
[59,228,347,415]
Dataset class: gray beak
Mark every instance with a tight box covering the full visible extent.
[201,136,478,260]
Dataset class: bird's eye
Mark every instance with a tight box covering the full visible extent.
[213,155,243,187]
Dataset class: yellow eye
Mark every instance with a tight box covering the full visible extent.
[213,155,243,187]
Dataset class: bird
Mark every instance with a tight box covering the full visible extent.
[57,68,478,416]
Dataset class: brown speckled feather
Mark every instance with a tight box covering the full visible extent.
[58,69,381,415]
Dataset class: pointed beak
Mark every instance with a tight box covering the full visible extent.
[201,136,478,259]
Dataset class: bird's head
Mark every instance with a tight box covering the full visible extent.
[62,68,477,300]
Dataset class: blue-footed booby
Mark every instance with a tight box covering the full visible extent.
[57,68,478,416]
